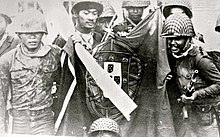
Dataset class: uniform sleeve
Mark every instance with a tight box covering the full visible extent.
[196,57,220,98]
[0,58,11,134]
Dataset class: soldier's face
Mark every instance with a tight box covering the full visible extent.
[96,17,112,32]
[0,16,7,37]
[19,32,44,53]
[126,7,144,23]
[77,9,99,29]
[167,37,188,56]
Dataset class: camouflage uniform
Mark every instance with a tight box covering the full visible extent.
[0,10,61,135]
[162,14,220,137]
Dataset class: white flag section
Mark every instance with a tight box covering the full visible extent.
[104,62,122,88]
[75,44,137,121]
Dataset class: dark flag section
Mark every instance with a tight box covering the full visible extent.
[119,7,176,137]
[54,7,176,137]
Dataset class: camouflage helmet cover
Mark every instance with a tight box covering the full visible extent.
[71,0,103,16]
[15,9,48,34]
[161,14,195,37]
[122,0,151,8]
[99,1,117,18]
[89,118,120,135]
[163,0,193,18]
[215,14,220,32]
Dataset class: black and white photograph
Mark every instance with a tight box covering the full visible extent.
[0,0,220,137]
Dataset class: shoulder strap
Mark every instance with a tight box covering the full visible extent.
[194,47,209,68]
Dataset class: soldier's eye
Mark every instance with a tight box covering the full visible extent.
[83,11,89,15]
[92,12,98,16]
[185,75,191,80]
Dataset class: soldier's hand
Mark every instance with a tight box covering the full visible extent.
[180,92,198,104]
[71,33,82,44]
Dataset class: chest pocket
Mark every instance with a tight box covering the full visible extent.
[10,67,35,86]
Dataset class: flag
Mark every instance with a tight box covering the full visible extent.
[120,7,176,137]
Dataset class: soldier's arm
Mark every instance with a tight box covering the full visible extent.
[195,57,220,98]
[0,57,11,135]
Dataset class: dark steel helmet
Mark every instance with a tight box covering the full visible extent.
[15,9,48,34]
[122,0,151,8]
[71,0,103,16]
[89,118,120,135]
[163,0,193,18]
[215,15,220,32]
[161,14,195,38]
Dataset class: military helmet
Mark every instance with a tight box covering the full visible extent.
[163,0,193,18]
[161,14,195,37]
[15,9,48,34]
[89,118,120,135]
[0,3,12,24]
[215,15,220,32]
[122,0,151,8]
[71,0,103,16]
[0,13,12,24]
[99,1,117,18]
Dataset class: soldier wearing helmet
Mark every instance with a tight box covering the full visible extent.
[162,0,205,44]
[0,11,20,58]
[55,0,104,136]
[0,9,20,137]
[88,118,121,137]
[95,0,117,39]
[113,0,151,36]
[162,14,220,137]
[163,0,192,19]
[0,9,61,135]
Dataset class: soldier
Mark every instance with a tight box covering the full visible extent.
[0,11,20,58]
[88,118,121,137]
[55,0,103,136]
[95,0,117,40]
[163,0,193,19]
[0,9,61,136]
[161,13,220,137]
[162,0,205,44]
[113,0,151,36]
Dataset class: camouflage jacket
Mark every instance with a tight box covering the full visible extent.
[0,43,61,133]
[175,46,220,103]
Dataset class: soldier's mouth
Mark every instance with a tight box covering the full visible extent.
[87,22,94,26]
[29,41,37,45]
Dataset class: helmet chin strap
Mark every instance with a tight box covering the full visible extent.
[172,37,193,58]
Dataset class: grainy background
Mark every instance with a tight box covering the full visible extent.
[2,0,220,50]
